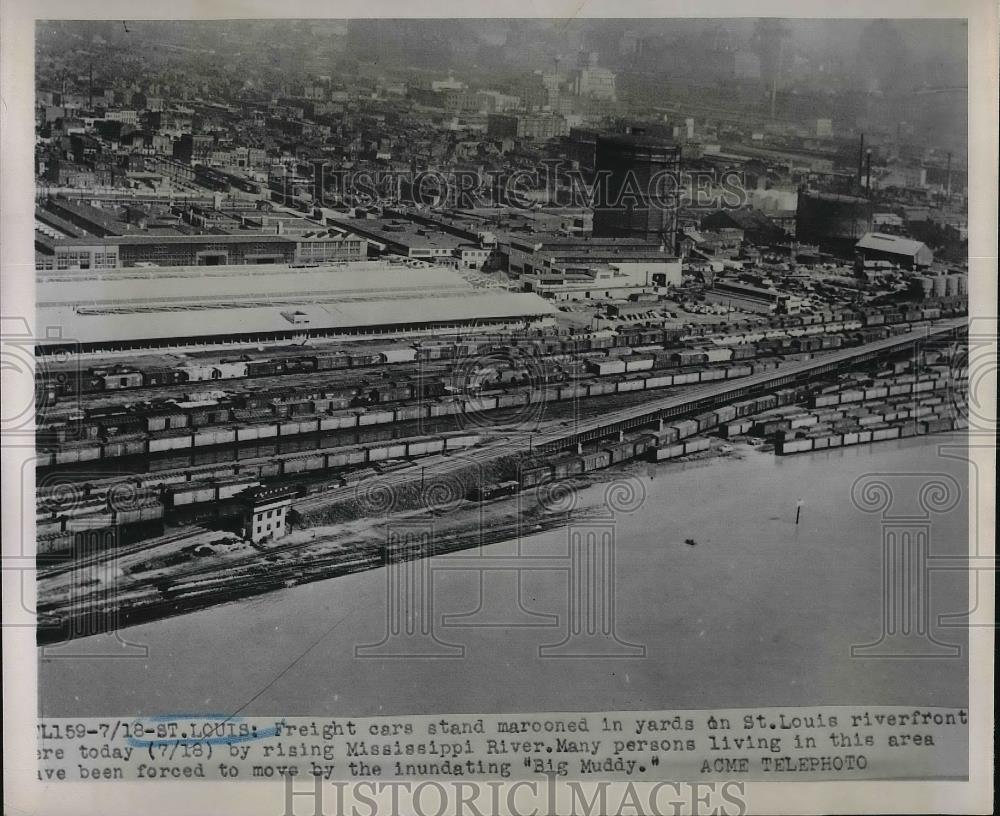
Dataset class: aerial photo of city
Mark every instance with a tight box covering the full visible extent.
[33,18,970,718]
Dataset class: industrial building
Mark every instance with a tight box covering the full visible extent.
[35,261,558,353]
[324,216,478,265]
[704,279,805,315]
[506,235,678,276]
[520,258,682,301]
[591,133,681,248]
[854,232,934,270]
[35,231,368,270]
[34,196,368,269]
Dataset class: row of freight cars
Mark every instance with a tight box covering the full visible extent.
[774,395,954,440]
[776,415,966,456]
[38,347,424,399]
[40,307,932,446]
[37,302,961,400]
[40,317,866,443]
[572,306,957,350]
[516,389,813,489]
[164,432,482,507]
[754,391,951,440]
[518,435,659,488]
[33,330,685,400]
[42,377,453,444]
[39,332,622,400]
[38,431,484,503]
[809,374,952,408]
[41,340,791,443]
[37,499,165,556]
[39,361,777,467]
[686,304,959,341]
[36,432,487,553]
[709,320,938,349]
[37,376,824,550]
[518,430,714,488]
[42,308,926,445]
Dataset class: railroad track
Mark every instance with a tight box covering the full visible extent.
[37,527,203,581]
[39,359,460,419]
[293,320,966,511]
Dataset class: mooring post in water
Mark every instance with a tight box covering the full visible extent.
[795,499,804,525]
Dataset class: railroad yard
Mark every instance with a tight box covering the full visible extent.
[35,303,968,642]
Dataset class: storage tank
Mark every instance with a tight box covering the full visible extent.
[795,190,872,257]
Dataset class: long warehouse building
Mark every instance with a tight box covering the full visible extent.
[36,261,559,353]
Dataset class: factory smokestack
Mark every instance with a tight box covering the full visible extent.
[857,134,865,191]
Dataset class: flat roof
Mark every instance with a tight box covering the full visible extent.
[36,262,476,308]
[37,232,301,248]
[596,134,680,151]
[328,218,467,250]
[507,235,669,251]
[36,292,557,346]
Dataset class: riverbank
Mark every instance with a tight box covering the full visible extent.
[37,436,741,644]
[39,433,969,716]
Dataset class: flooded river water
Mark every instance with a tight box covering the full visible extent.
[39,434,969,716]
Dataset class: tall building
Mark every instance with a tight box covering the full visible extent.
[486,113,568,141]
[574,66,617,101]
[592,133,681,248]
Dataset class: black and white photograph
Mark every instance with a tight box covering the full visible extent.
[2,3,995,815]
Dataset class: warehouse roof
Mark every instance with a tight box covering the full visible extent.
[36,292,557,346]
[36,262,472,308]
[855,232,930,258]
[36,261,557,348]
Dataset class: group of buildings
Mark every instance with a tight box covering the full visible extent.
[33,21,968,352]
